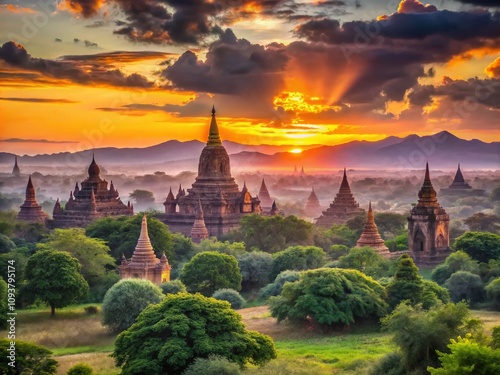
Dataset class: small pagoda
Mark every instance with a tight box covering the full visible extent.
[119,215,171,285]
[304,187,322,218]
[190,199,209,243]
[17,175,48,223]
[440,164,485,197]
[316,168,364,227]
[12,155,21,177]
[258,179,273,211]
[355,202,390,256]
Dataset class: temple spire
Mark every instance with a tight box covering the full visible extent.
[355,201,389,255]
[207,106,222,146]
[417,163,438,207]
[191,199,209,242]
[129,215,160,264]
[12,155,21,176]
[18,175,48,223]
[424,162,430,182]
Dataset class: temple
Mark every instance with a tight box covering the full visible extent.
[258,179,273,212]
[17,176,48,223]
[52,156,133,227]
[161,107,261,237]
[304,187,322,218]
[355,202,390,256]
[12,156,21,177]
[315,168,364,227]
[119,215,171,285]
[440,164,485,197]
[190,199,209,243]
[270,200,280,216]
[408,163,451,266]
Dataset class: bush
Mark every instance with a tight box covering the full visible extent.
[67,363,94,375]
[270,246,325,280]
[386,254,423,309]
[368,352,406,375]
[431,251,479,285]
[183,355,241,375]
[160,279,187,295]
[486,277,500,310]
[237,251,273,291]
[258,270,301,300]
[212,288,245,309]
[0,279,7,329]
[444,271,485,305]
[0,339,58,374]
[84,306,99,315]
[102,279,164,333]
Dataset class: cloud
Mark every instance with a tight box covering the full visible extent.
[55,38,62,42]
[0,41,154,88]
[454,0,500,6]
[486,57,500,77]
[73,38,99,48]
[0,4,36,14]
[58,0,105,17]
[59,50,174,63]
[397,0,437,14]
[0,97,78,103]
[0,138,77,144]
[85,20,107,28]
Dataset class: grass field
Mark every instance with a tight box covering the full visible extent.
[2,304,500,374]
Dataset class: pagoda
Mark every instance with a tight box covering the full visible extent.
[52,156,133,227]
[408,163,451,266]
[119,215,171,285]
[190,199,209,243]
[315,168,364,227]
[161,107,261,237]
[270,200,280,216]
[12,155,21,177]
[17,175,48,223]
[304,187,322,218]
[440,164,485,197]
[355,202,390,256]
[258,179,273,212]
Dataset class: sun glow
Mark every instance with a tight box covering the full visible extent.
[290,148,303,154]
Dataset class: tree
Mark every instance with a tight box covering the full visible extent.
[269,268,388,327]
[328,244,349,260]
[183,356,241,375]
[180,252,242,296]
[444,271,485,305]
[464,213,500,234]
[171,233,196,265]
[0,234,16,253]
[113,293,276,374]
[129,189,155,205]
[237,252,273,291]
[212,288,246,309]
[160,279,187,295]
[24,250,88,316]
[337,246,395,279]
[431,251,480,285]
[0,339,58,374]
[102,279,164,333]
[270,246,325,281]
[453,232,500,263]
[259,270,301,300]
[196,239,247,257]
[0,279,7,329]
[385,234,409,252]
[67,363,95,375]
[374,212,408,238]
[486,277,500,310]
[321,224,357,248]
[386,254,424,308]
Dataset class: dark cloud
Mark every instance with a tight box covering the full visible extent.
[454,0,500,6]
[0,138,77,143]
[55,38,62,42]
[85,20,107,28]
[84,40,99,48]
[486,57,500,77]
[60,50,174,63]
[0,41,154,88]
[0,97,78,103]
[61,0,105,17]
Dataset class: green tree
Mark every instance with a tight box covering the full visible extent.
[269,268,388,327]
[160,279,187,295]
[453,232,500,263]
[328,244,349,260]
[24,250,88,316]
[337,246,395,278]
[183,356,241,375]
[322,224,357,248]
[0,279,7,329]
[102,279,164,333]
[129,189,155,205]
[237,251,273,291]
[181,252,242,296]
[374,212,408,238]
[0,234,16,253]
[464,213,500,234]
[428,335,500,375]
[0,339,58,374]
[259,270,301,300]
[0,247,30,283]
[171,233,196,265]
[386,254,424,308]
[385,233,409,252]
[270,245,325,281]
[113,293,276,374]
[444,271,485,305]
[212,288,245,309]
[196,239,247,257]
[67,363,94,375]
[486,277,500,310]
[431,251,480,285]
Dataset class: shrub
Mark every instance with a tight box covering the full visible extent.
[431,251,479,285]
[270,245,325,280]
[84,306,99,315]
[368,352,406,375]
[212,288,245,309]
[444,271,485,305]
[102,279,163,333]
[237,251,273,291]
[183,355,241,375]
[258,270,301,300]
[160,279,187,295]
[67,363,94,375]
[486,277,500,310]
[0,339,58,374]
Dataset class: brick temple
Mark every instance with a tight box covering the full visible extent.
[355,202,390,256]
[304,186,322,218]
[440,164,485,197]
[17,175,48,223]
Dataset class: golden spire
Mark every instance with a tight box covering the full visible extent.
[207,106,222,146]
[130,215,159,264]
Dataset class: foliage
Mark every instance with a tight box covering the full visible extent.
[421,280,450,309]
[160,279,187,295]
[0,211,48,244]
[428,335,500,375]
[129,189,155,204]
[0,233,16,253]
[67,363,95,375]
[237,251,273,291]
[492,327,500,349]
[464,213,500,234]
[86,214,173,265]
[102,278,164,333]
[37,228,115,287]
[212,288,246,309]
[385,233,409,252]
[113,293,276,374]
[381,301,478,373]
[479,259,500,283]
[183,356,241,375]
[85,271,120,303]
[337,246,395,279]
[328,244,349,260]
[171,233,196,265]
[431,251,480,285]
[259,270,301,300]
[24,250,88,316]
[485,277,500,310]
[374,212,408,238]
[181,252,242,296]
[368,352,406,375]
[0,339,58,375]
[231,214,313,253]
[453,232,500,263]
[322,224,357,248]
[196,238,247,257]
[269,268,388,326]
[386,254,424,308]
[0,279,6,329]
[0,247,29,283]
[444,271,485,305]
[270,246,325,281]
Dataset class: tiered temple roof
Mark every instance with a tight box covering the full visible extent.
[191,199,209,243]
[440,164,485,197]
[355,202,390,256]
[258,179,273,211]
[304,187,322,218]
[17,175,48,223]
[315,168,364,227]
[52,156,133,227]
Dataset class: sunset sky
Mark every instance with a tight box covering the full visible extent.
[1,0,499,155]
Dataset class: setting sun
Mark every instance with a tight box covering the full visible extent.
[290,148,303,154]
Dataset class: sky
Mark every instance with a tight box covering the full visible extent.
[0,0,499,155]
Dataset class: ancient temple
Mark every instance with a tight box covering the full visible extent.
[355,202,390,256]
[304,187,322,218]
[258,179,273,211]
[408,163,451,266]
[440,164,485,197]
[52,156,133,227]
[17,176,48,223]
[190,199,209,243]
[315,168,364,227]
[270,200,281,216]
[161,107,261,237]
[12,156,21,177]
[119,215,171,285]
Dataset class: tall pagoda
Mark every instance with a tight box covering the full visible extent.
[258,179,273,211]
[17,176,48,223]
[12,155,21,177]
[408,163,451,266]
[190,199,209,243]
[355,202,390,256]
[52,156,133,227]
[119,215,171,285]
[304,187,322,218]
[315,168,364,227]
[440,164,485,197]
[161,107,261,237]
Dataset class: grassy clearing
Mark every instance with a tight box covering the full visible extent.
[55,352,119,375]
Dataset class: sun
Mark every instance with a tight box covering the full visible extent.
[290,148,303,154]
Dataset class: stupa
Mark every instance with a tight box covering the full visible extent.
[258,179,273,211]
[355,202,390,256]
[190,199,209,243]
[440,164,485,197]
[17,175,48,223]
[12,155,21,177]
[304,187,322,218]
